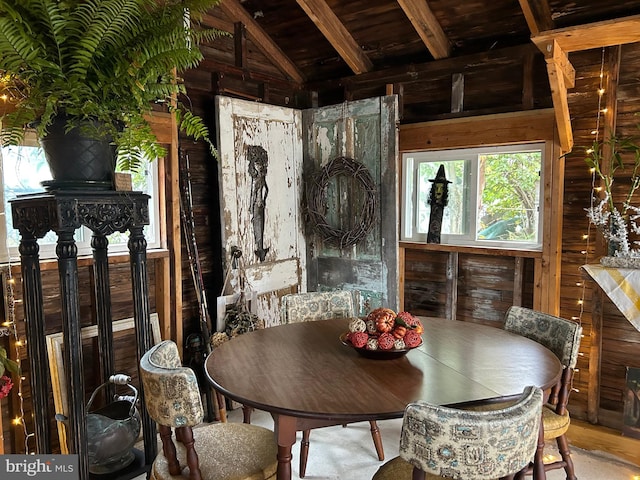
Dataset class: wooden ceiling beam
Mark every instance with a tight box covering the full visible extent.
[396,0,450,59]
[517,0,554,35]
[544,40,573,151]
[546,40,575,89]
[218,0,305,84]
[296,0,373,75]
[532,14,640,52]
[530,14,640,153]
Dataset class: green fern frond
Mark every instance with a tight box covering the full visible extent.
[1,0,223,170]
[66,0,143,81]
[0,11,43,71]
[116,118,166,172]
[0,124,27,147]
[175,107,217,157]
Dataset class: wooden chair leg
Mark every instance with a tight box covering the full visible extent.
[514,467,527,480]
[556,434,577,480]
[178,426,202,480]
[298,421,383,478]
[242,404,254,424]
[216,392,227,423]
[411,466,426,480]
[299,429,311,478]
[369,420,384,461]
[158,425,180,476]
[532,420,547,480]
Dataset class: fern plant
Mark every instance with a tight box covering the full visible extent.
[0,0,223,172]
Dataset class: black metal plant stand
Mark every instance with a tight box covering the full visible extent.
[10,190,157,480]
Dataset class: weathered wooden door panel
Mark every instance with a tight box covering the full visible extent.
[216,95,399,324]
[302,96,399,311]
[216,96,305,326]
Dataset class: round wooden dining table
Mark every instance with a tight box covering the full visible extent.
[205,317,562,480]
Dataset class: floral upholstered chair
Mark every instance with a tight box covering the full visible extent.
[372,386,543,480]
[280,289,361,323]
[504,306,583,480]
[140,340,277,480]
[278,290,383,478]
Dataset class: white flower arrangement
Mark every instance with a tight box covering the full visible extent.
[586,194,640,257]
[584,132,640,258]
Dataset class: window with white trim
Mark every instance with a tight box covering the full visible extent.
[402,143,544,250]
[0,144,160,262]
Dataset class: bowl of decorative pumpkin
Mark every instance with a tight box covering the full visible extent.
[340,308,424,359]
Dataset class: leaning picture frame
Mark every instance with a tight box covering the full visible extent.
[46,313,161,454]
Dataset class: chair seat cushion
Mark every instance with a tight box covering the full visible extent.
[372,456,442,480]
[465,402,570,441]
[542,405,570,440]
[151,423,277,480]
[460,399,516,411]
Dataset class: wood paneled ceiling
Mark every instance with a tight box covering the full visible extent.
[210,0,640,150]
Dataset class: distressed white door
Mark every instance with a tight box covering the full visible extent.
[216,96,305,326]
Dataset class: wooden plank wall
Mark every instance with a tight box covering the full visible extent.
[560,43,640,429]
[344,44,549,122]
[173,85,224,347]
[403,249,448,318]
[402,247,536,327]
[457,254,533,325]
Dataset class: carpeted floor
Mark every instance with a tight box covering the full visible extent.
[135,407,640,479]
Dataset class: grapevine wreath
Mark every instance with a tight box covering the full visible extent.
[306,156,377,249]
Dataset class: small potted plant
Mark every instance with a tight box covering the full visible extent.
[0,0,223,189]
[585,128,640,264]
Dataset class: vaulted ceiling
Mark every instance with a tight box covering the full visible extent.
[204,0,640,150]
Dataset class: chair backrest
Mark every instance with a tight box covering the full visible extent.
[504,306,582,369]
[399,386,543,479]
[140,339,204,428]
[280,290,360,323]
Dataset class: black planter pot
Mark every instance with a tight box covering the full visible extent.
[39,114,117,191]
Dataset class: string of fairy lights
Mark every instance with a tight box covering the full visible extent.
[559,47,609,407]
[1,262,34,454]
[575,47,607,325]
[0,138,34,453]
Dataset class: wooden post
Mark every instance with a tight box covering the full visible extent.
[513,257,524,306]
[588,286,603,423]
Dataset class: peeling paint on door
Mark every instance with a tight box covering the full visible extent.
[216,95,399,325]
[216,96,305,326]
[303,97,399,311]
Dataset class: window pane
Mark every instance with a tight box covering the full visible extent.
[1,146,159,257]
[477,152,541,242]
[107,159,157,247]
[1,145,60,247]
[417,160,466,235]
[402,143,544,249]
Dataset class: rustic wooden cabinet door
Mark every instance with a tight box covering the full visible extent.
[216,95,398,325]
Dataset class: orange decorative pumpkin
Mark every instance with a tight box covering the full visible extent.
[408,318,424,335]
[392,325,407,339]
[413,321,424,335]
[397,311,424,335]
[367,307,396,333]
